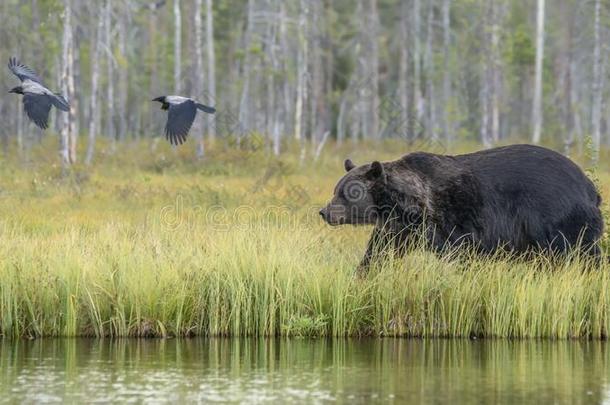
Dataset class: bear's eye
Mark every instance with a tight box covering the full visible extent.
[342,181,368,202]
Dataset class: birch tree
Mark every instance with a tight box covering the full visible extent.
[0,0,607,161]
[174,0,182,95]
[206,0,216,141]
[85,2,105,165]
[194,0,205,157]
[238,0,255,135]
[413,0,423,125]
[60,0,76,167]
[490,0,502,144]
[424,0,436,140]
[117,3,129,141]
[441,0,451,143]
[591,0,602,163]
[531,0,545,144]
[367,0,380,140]
[480,0,491,148]
[105,0,115,149]
[396,2,410,143]
[294,0,308,142]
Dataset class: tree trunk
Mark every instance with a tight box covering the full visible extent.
[174,0,182,95]
[117,6,128,141]
[238,0,255,138]
[480,74,490,148]
[294,0,308,142]
[441,0,451,143]
[205,0,216,141]
[194,0,205,158]
[591,0,602,164]
[490,0,501,144]
[368,0,380,140]
[399,1,409,142]
[105,0,115,150]
[86,3,104,165]
[267,1,281,156]
[413,0,423,126]
[424,0,436,141]
[531,0,545,144]
[356,0,368,141]
[67,5,77,164]
[279,2,292,140]
[309,0,326,145]
[60,0,75,168]
[480,2,491,148]
[558,0,575,156]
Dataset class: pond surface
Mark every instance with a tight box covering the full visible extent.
[0,338,609,404]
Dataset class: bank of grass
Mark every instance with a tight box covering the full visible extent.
[0,138,608,339]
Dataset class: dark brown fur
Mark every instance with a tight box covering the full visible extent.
[320,145,604,273]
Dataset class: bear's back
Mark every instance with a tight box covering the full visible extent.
[398,145,599,208]
[455,144,599,207]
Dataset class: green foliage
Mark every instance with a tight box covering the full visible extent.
[504,26,535,70]
[282,315,330,337]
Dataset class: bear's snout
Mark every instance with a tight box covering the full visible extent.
[319,204,348,226]
[319,208,327,220]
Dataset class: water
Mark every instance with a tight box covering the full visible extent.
[1,338,609,404]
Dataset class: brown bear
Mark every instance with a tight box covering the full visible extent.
[319,144,604,272]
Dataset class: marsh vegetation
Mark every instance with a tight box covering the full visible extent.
[0,140,607,339]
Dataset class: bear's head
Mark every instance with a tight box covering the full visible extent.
[319,159,387,226]
[320,158,430,228]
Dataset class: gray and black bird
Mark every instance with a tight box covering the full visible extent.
[8,57,70,129]
[152,95,216,145]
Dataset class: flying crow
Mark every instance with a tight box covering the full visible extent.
[152,96,216,145]
[8,57,70,130]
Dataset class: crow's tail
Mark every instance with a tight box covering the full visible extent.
[196,103,216,114]
[52,94,70,112]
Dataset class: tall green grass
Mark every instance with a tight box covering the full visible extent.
[0,139,608,338]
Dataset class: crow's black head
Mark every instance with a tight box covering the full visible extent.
[152,96,166,102]
[9,86,23,94]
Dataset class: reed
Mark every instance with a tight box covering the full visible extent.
[0,139,608,338]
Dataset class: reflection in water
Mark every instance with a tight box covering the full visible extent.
[0,339,609,403]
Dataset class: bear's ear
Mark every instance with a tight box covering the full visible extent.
[366,161,386,182]
[344,159,356,172]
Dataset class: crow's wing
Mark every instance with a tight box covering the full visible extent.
[8,57,43,84]
[23,94,52,129]
[165,100,197,145]
[51,94,70,111]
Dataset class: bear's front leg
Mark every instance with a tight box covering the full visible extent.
[357,227,391,274]
[357,226,413,274]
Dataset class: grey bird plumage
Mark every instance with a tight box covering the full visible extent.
[153,95,216,145]
[8,57,70,130]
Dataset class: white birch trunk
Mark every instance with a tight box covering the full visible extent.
[174,0,182,95]
[424,0,436,141]
[591,0,602,163]
[531,0,545,144]
[194,0,205,158]
[490,0,500,144]
[442,0,451,143]
[368,0,380,139]
[205,0,216,140]
[86,4,104,165]
[106,0,115,150]
[294,0,308,142]
[60,0,73,167]
[399,2,409,142]
[118,7,128,141]
[279,3,292,139]
[413,0,423,123]
[238,0,255,137]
